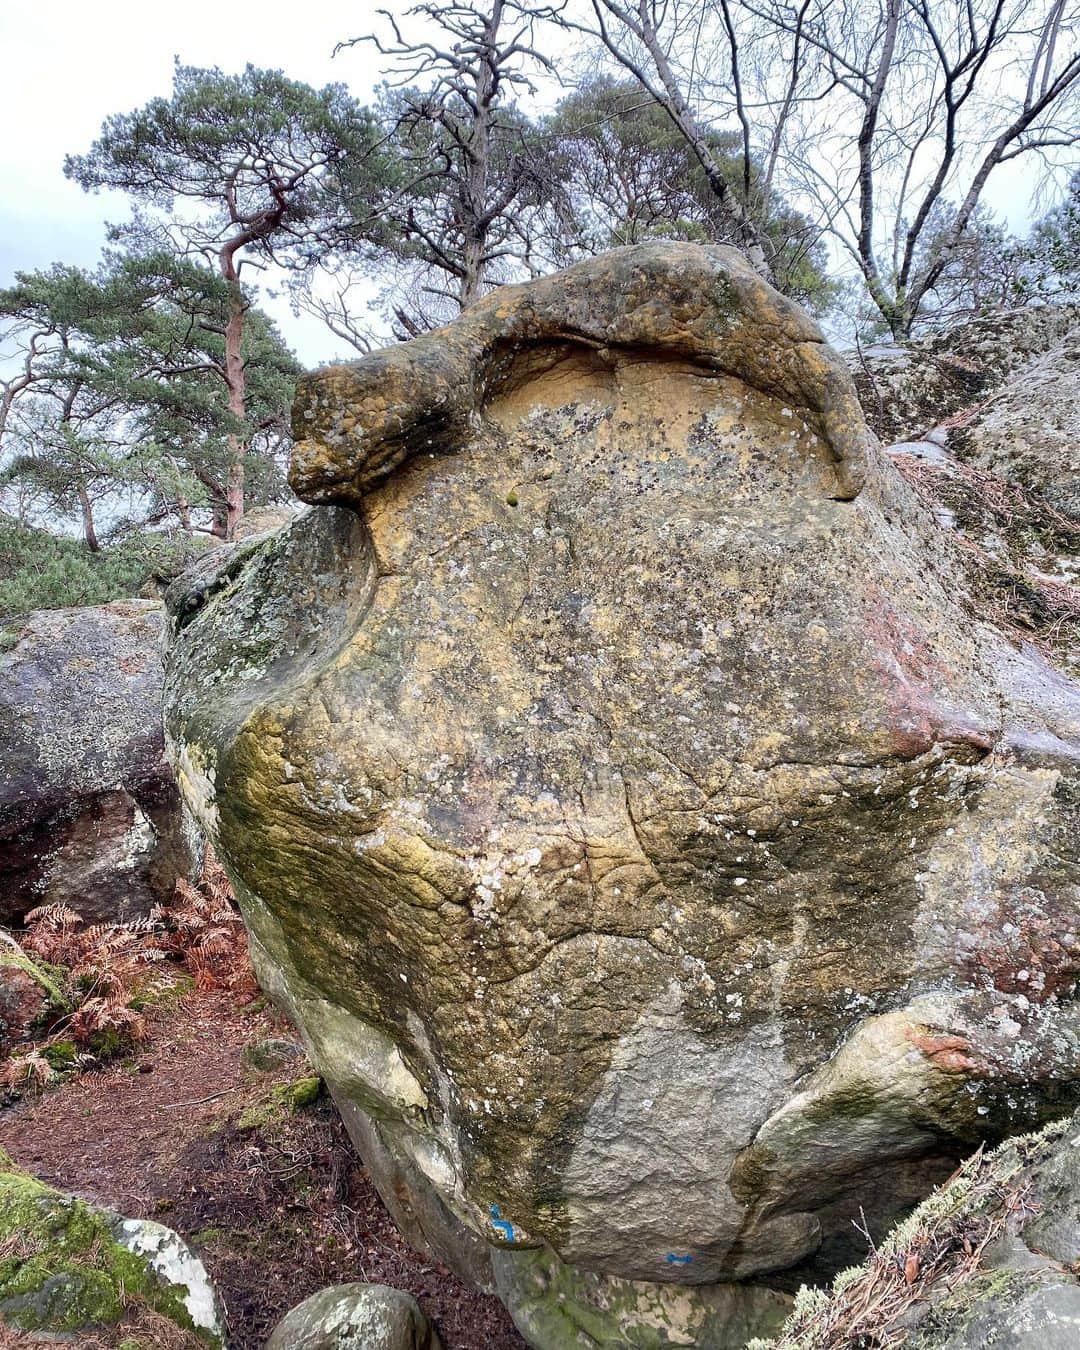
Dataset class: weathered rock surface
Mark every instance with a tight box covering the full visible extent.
[849,304,1080,546]
[950,337,1080,520]
[846,302,1080,444]
[753,1107,1080,1349]
[267,1282,442,1350]
[164,244,1080,1347]
[0,1145,224,1343]
[0,600,195,926]
[853,307,1080,676]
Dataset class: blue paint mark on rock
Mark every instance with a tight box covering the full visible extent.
[666,1252,693,1266]
[490,1205,515,1242]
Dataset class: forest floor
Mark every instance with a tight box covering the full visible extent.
[0,987,525,1350]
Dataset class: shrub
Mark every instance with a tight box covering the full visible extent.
[0,517,212,620]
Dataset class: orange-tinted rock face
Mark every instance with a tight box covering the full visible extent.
[165,245,1080,1348]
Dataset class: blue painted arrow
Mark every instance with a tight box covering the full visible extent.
[490,1205,515,1242]
[666,1253,694,1266]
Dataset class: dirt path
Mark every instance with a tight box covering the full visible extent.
[3,992,255,1213]
[1,992,525,1350]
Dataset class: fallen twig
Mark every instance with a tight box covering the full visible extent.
[161,1087,238,1110]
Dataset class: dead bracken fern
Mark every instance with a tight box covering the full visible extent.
[2,906,160,1089]
[747,1123,1061,1350]
[153,851,257,995]
[22,905,164,1046]
[2,850,255,1092]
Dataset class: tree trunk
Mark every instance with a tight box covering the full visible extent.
[225,460,245,541]
[855,0,902,337]
[460,235,486,309]
[220,256,249,542]
[78,483,99,553]
[175,494,193,534]
[210,500,229,540]
[456,0,501,311]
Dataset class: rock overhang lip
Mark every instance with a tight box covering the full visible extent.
[286,242,874,508]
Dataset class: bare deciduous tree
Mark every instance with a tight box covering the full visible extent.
[552,0,1080,337]
[546,74,836,310]
[760,0,1080,336]
[551,0,779,275]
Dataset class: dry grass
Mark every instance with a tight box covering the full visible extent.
[0,1303,206,1350]
[117,1298,210,1350]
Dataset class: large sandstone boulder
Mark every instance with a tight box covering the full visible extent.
[846,302,1080,444]
[0,600,194,926]
[164,244,1080,1348]
[949,337,1080,520]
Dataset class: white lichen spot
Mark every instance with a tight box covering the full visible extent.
[117,1220,222,1339]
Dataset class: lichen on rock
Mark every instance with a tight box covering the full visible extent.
[267,1281,442,1349]
[164,243,1080,1348]
[0,600,196,926]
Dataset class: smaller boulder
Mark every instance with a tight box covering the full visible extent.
[846,302,1080,443]
[0,601,197,926]
[241,1035,303,1072]
[0,1147,224,1344]
[950,339,1080,520]
[267,1283,442,1350]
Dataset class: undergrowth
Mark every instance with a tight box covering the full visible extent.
[2,853,256,1093]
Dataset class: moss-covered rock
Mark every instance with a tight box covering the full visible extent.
[752,1107,1080,1349]
[0,1148,223,1344]
[0,942,67,1050]
[493,1246,791,1349]
[241,1034,303,1072]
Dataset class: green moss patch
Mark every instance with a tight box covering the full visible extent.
[41,1040,78,1072]
[235,1075,323,1133]
[0,948,69,1016]
[0,1165,217,1344]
